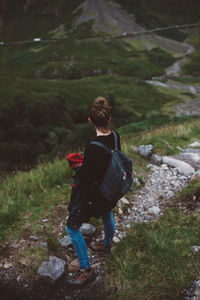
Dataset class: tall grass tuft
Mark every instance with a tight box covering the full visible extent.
[105,209,200,299]
[0,158,72,239]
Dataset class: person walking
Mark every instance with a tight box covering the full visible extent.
[66,96,121,286]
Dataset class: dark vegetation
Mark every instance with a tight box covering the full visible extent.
[115,0,200,42]
[0,0,178,172]
[115,0,200,28]
[0,0,199,172]
[182,31,200,77]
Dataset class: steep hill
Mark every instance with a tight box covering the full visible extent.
[0,0,200,172]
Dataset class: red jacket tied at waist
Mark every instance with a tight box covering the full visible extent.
[67,153,83,170]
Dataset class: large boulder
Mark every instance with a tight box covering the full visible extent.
[188,141,200,148]
[37,256,66,284]
[162,156,195,177]
[174,150,200,170]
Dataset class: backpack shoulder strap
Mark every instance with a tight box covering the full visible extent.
[90,131,119,152]
[90,141,111,153]
[113,131,118,150]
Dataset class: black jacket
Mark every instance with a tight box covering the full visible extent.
[66,131,121,230]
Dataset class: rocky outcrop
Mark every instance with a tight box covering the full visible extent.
[73,0,144,34]
[134,142,200,177]
[162,156,195,177]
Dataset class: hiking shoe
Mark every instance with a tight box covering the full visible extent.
[67,267,96,287]
[90,241,111,253]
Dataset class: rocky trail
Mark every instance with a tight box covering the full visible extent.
[1,141,200,300]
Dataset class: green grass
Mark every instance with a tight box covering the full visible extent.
[177,178,200,208]
[181,31,200,77]
[0,158,72,240]
[105,209,200,299]
[1,115,200,241]
[1,114,200,241]
[0,70,180,171]
[120,116,200,158]
[170,76,200,84]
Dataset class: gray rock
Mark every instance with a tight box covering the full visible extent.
[132,146,138,153]
[9,243,20,248]
[188,141,200,148]
[174,152,200,170]
[191,246,200,253]
[59,236,72,247]
[137,144,154,158]
[162,156,195,177]
[113,237,120,243]
[42,219,48,223]
[38,242,48,248]
[151,154,163,165]
[37,256,66,284]
[80,223,96,237]
[148,206,161,216]
[30,235,39,241]
[182,278,200,299]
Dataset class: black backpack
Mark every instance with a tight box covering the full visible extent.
[90,132,133,202]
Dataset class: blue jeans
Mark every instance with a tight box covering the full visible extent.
[66,210,115,270]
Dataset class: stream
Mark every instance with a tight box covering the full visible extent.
[146,41,200,117]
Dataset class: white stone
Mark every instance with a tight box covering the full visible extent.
[42,219,48,223]
[146,80,168,88]
[59,236,72,247]
[30,235,39,241]
[188,141,200,148]
[3,263,13,269]
[118,208,123,215]
[9,243,20,248]
[113,237,120,243]
[121,197,129,204]
[148,206,161,216]
[80,223,96,237]
[191,246,200,253]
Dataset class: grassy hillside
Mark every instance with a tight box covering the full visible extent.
[1,115,200,240]
[0,35,178,171]
[0,116,200,298]
[181,30,200,77]
[0,0,199,172]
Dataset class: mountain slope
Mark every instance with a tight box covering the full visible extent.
[0,0,199,172]
[74,0,144,34]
